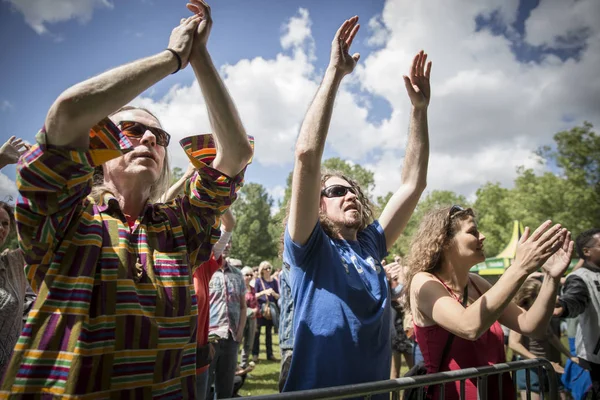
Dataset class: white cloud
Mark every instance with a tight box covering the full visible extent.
[267,185,286,215]
[5,0,113,35]
[280,8,316,61]
[0,173,18,203]
[357,0,600,197]
[1,100,14,112]
[132,8,387,171]
[133,1,599,202]
[525,0,600,48]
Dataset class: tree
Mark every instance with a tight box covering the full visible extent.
[538,122,600,191]
[171,167,183,185]
[473,183,513,257]
[230,183,278,267]
[476,123,600,255]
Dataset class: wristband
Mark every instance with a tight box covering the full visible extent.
[166,49,182,74]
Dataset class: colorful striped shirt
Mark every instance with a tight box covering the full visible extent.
[0,118,249,399]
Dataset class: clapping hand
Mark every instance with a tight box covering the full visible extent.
[541,230,574,279]
[329,16,361,76]
[513,221,567,275]
[168,14,202,69]
[186,0,213,56]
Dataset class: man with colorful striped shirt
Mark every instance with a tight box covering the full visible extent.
[0,1,254,398]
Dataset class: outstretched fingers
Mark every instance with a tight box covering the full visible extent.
[425,60,432,79]
[410,52,419,80]
[563,231,572,252]
[420,53,428,76]
[346,22,360,48]
[335,19,352,42]
[545,228,567,253]
[528,220,553,242]
[537,223,563,246]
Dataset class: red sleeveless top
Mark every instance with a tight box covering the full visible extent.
[413,277,515,400]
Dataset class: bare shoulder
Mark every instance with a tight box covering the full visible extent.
[411,271,438,291]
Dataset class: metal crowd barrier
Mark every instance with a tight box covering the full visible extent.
[235,358,558,400]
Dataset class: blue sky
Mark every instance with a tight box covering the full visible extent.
[1,0,599,206]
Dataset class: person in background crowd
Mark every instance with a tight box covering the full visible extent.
[562,318,593,400]
[250,267,258,288]
[282,14,431,395]
[510,278,578,400]
[241,266,259,369]
[278,261,294,392]
[385,260,414,378]
[271,267,281,285]
[231,362,256,397]
[0,137,30,381]
[253,261,280,362]
[406,206,573,400]
[0,0,254,396]
[554,228,600,400]
[206,254,247,399]
[0,202,26,382]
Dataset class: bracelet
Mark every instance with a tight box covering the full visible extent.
[165,48,182,74]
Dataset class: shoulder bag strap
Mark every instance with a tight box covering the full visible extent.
[260,278,270,304]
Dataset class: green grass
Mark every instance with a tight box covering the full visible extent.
[240,333,282,396]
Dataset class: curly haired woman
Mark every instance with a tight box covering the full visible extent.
[406,206,573,400]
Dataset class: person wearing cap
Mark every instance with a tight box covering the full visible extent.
[206,251,247,398]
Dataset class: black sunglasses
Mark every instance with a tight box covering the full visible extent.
[118,121,171,147]
[244,274,253,277]
[321,185,356,198]
[449,205,465,216]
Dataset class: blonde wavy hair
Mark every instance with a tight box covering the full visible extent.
[403,206,475,310]
[90,106,171,204]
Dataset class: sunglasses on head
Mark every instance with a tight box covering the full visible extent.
[321,185,356,198]
[118,121,171,147]
[449,205,467,219]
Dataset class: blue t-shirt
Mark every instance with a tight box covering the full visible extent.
[282,220,390,395]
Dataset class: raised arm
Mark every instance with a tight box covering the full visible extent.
[45,17,201,148]
[413,222,567,340]
[0,136,30,170]
[186,0,253,178]
[212,208,235,260]
[379,51,431,249]
[288,17,361,245]
[508,330,537,360]
[160,163,196,203]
